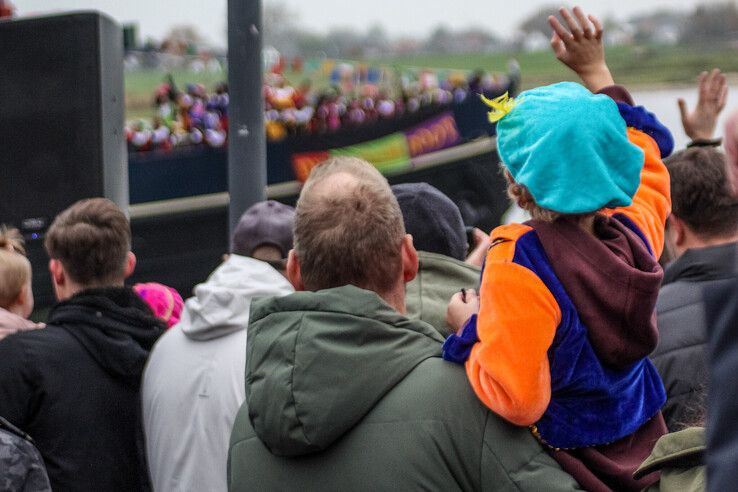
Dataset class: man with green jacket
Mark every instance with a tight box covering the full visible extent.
[228,156,583,491]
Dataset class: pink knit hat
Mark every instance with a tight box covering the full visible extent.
[133,282,184,329]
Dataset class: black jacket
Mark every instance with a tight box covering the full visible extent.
[0,287,165,492]
[705,275,738,492]
[652,242,738,431]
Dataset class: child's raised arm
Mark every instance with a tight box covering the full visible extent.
[548,7,613,92]
[550,7,672,257]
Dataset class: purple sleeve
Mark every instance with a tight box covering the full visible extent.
[442,314,479,364]
[597,85,635,105]
[597,84,674,158]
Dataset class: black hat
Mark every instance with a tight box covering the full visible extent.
[392,183,467,260]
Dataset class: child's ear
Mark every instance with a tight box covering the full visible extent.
[13,283,34,318]
[15,284,27,305]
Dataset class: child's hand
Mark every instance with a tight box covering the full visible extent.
[548,6,614,92]
[678,69,728,141]
[447,289,480,335]
[465,228,490,268]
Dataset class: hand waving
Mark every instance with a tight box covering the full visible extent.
[678,69,728,141]
[548,6,614,92]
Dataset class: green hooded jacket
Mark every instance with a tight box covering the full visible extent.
[228,285,583,491]
[634,427,705,492]
[405,251,481,337]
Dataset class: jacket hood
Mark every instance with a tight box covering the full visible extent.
[181,255,294,341]
[663,242,738,285]
[49,287,165,384]
[529,215,663,368]
[634,427,705,479]
[416,250,481,278]
[245,285,444,457]
[405,251,480,337]
[0,307,44,341]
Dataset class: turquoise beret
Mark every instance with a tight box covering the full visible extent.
[496,82,645,214]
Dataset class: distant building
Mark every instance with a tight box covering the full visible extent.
[519,31,550,52]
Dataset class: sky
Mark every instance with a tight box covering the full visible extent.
[15,0,717,48]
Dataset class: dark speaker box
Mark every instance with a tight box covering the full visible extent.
[0,11,127,236]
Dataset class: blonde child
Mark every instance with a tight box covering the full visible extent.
[0,226,43,340]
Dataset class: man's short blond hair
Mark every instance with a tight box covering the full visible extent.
[294,156,405,294]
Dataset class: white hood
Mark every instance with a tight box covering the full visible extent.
[180,255,294,341]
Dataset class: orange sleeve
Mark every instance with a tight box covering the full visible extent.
[465,224,561,426]
[606,128,671,258]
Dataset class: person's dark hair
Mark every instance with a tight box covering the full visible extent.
[44,198,131,286]
[665,147,738,238]
[294,156,405,294]
[673,386,706,431]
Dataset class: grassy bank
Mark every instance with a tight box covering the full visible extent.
[125,44,738,120]
[383,44,738,89]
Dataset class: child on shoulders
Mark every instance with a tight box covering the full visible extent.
[444,7,672,491]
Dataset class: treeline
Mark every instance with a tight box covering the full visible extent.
[262,1,738,58]
[145,1,738,58]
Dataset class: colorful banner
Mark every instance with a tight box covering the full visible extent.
[331,133,410,174]
[291,111,462,182]
[292,133,410,182]
[404,112,461,158]
[292,151,330,182]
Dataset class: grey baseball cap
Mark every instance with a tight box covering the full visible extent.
[230,200,295,259]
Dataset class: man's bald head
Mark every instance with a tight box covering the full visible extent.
[293,157,406,295]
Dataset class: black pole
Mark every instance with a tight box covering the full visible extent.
[227,0,265,237]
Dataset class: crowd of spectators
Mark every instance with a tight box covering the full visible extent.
[126,66,517,151]
[126,79,229,151]
[3,6,738,492]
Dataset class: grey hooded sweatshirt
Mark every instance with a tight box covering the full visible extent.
[142,255,293,492]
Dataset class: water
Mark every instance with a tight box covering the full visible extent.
[632,86,737,150]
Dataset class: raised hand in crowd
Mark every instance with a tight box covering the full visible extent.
[678,69,728,142]
[548,6,614,92]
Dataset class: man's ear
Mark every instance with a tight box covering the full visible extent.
[401,234,419,283]
[49,258,65,301]
[49,259,64,286]
[124,252,136,279]
[286,249,305,291]
[668,215,686,247]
